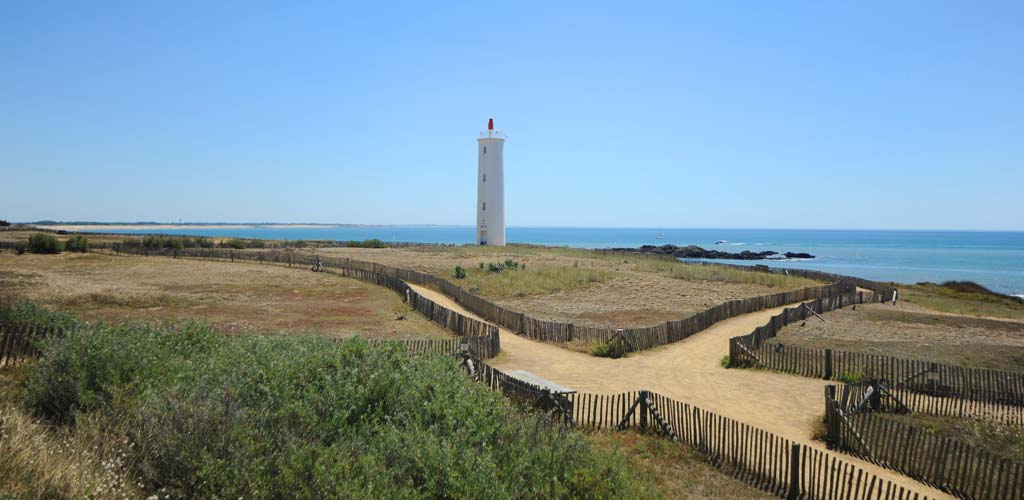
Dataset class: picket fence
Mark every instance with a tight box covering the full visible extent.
[97,245,901,355]
[729,293,1024,420]
[826,387,1023,500]
[473,359,938,500]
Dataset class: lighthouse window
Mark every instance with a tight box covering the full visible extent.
[482,174,486,182]
[483,147,486,154]
[482,202,486,211]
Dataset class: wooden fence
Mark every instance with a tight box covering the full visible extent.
[473,358,937,500]
[729,294,1024,418]
[91,245,501,356]
[826,388,1023,500]
[94,244,904,355]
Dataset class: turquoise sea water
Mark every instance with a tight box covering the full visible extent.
[78,226,1024,296]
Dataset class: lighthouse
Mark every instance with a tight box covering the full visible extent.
[477,118,506,246]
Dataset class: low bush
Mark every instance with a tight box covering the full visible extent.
[837,372,864,384]
[14,241,27,255]
[23,322,643,498]
[0,299,77,331]
[345,239,389,248]
[27,233,62,254]
[0,219,10,226]
[720,355,730,368]
[486,259,523,273]
[453,265,467,279]
[64,235,90,253]
[142,235,184,250]
[183,236,214,248]
[590,341,611,357]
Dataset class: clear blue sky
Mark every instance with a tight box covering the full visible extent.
[2,1,1022,230]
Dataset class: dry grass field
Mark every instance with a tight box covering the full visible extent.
[769,303,1024,371]
[0,251,450,339]
[317,245,824,328]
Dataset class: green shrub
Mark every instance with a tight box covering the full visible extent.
[0,299,77,331]
[14,241,27,255]
[27,233,62,254]
[221,238,247,249]
[720,355,730,368]
[590,341,611,357]
[453,265,467,279]
[24,322,643,498]
[64,235,90,253]
[345,239,389,248]
[838,372,864,384]
[182,237,214,248]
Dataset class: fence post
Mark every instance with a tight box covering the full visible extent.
[787,443,801,500]
[639,390,649,432]
[927,362,937,393]
[824,386,838,447]
[824,349,833,380]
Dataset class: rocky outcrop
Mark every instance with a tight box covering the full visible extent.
[609,244,815,260]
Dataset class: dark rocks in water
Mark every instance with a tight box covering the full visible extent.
[609,244,815,260]
[784,252,814,259]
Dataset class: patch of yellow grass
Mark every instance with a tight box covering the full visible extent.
[455,265,616,299]
[632,259,822,289]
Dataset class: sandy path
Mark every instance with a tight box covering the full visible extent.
[408,283,953,499]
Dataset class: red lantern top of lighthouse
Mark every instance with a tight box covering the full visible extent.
[479,118,505,139]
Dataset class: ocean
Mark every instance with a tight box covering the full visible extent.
[77,226,1024,297]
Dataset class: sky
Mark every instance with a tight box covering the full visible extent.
[2,1,1022,230]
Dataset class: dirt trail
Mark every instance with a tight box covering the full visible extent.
[408,283,953,499]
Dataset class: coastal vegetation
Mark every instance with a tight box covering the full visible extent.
[344,238,389,248]
[457,263,614,299]
[630,258,820,289]
[902,280,1024,320]
[2,315,645,499]
[27,233,62,254]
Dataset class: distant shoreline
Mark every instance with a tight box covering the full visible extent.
[40,224,339,231]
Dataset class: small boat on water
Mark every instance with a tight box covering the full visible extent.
[656,232,664,240]
[715,240,728,245]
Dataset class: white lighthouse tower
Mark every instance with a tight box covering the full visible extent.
[476,118,506,246]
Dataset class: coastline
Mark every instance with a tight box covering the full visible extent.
[40,224,339,231]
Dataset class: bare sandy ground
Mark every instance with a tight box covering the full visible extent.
[408,283,953,499]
